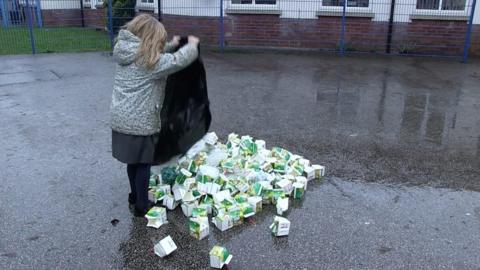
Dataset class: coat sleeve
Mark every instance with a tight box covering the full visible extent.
[152,44,198,78]
[163,41,176,53]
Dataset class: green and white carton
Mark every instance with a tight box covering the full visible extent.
[295,176,308,190]
[249,182,263,196]
[293,182,305,199]
[181,201,198,217]
[212,213,233,231]
[145,207,167,229]
[247,196,262,213]
[172,185,187,201]
[304,166,315,181]
[276,179,293,196]
[183,177,196,190]
[192,206,208,218]
[189,217,209,240]
[154,235,177,258]
[312,164,325,178]
[175,168,192,185]
[270,216,290,237]
[239,202,255,218]
[276,197,289,215]
[209,245,233,269]
[163,194,179,210]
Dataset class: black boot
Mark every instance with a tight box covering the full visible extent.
[128,193,136,205]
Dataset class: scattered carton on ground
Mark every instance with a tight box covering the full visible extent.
[145,206,168,229]
[247,196,262,213]
[189,217,209,240]
[209,246,233,269]
[154,235,177,258]
[270,216,290,237]
[292,182,305,199]
[163,194,179,210]
[212,213,233,231]
[304,166,315,181]
[276,197,289,215]
[312,164,325,178]
[181,201,197,217]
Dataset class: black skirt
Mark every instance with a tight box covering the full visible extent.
[112,130,161,164]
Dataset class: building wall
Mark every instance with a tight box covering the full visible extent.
[33,0,480,56]
[42,9,82,27]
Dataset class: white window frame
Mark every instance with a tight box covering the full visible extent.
[415,0,467,11]
[414,0,470,16]
[228,0,280,11]
[82,0,103,8]
[136,0,156,11]
[318,0,372,14]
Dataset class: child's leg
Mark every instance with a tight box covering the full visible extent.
[127,164,137,203]
[133,163,151,213]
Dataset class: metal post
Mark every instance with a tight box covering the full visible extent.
[462,0,477,62]
[35,0,43,27]
[80,0,85,27]
[25,0,36,54]
[340,0,347,55]
[219,0,224,52]
[108,0,114,49]
[1,0,9,27]
[157,0,162,22]
[386,0,396,53]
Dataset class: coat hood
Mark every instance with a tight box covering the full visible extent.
[113,30,140,65]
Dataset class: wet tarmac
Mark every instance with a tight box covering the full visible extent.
[0,52,479,269]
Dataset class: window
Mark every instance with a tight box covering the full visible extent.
[322,0,369,8]
[231,0,277,4]
[140,0,154,3]
[416,0,466,10]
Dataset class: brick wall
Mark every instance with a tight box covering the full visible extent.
[42,9,83,27]
[161,14,221,44]
[471,25,480,56]
[162,13,479,56]
[84,8,106,29]
[391,20,468,56]
[42,8,106,29]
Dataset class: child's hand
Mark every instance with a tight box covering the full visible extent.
[188,35,200,46]
[172,36,181,47]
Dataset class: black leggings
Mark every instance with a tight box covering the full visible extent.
[127,164,151,212]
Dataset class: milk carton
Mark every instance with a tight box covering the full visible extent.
[145,207,168,229]
[209,246,233,269]
[270,216,290,236]
[154,236,177,258]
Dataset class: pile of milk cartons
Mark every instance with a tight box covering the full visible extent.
[148,132,325,264]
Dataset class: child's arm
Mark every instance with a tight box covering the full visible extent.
[152,39,199,78]
[163,36,181,53]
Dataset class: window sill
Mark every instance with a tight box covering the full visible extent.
[226,8,281,15]
[316,10,374,18]
[410,13,468,21]
[137,4,155,11]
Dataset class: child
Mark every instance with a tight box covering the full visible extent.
[110,14,199,216]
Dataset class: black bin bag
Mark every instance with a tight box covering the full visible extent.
[155,38,212,164]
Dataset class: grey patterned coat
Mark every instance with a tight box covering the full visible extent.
[110,30,198,136]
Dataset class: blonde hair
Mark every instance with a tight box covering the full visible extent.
[126,14,167,70]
